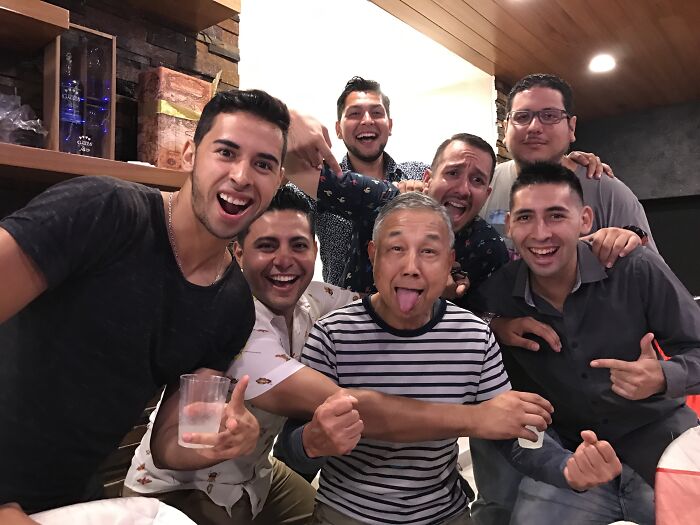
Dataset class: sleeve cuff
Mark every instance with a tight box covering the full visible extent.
[661,359,687,398]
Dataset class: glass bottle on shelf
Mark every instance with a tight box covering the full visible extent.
[59,48,84,155]
[84,45,109,158]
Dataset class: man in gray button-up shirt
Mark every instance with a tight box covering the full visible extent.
[472,162,699,524]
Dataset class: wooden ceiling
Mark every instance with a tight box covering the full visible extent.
[370,0,700,120]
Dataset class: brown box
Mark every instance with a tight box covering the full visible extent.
[137,66,211,169]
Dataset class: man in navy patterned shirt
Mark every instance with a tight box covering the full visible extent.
[317,76,428,285]
[291,132,509,301]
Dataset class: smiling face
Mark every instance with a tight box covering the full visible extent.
[504,86,577,167]
[424,140,493,232]
[506,183,592,288]
[336,90,392,164]
[184,111,284,240]
[235,209,317,318]
[368,208,454,330]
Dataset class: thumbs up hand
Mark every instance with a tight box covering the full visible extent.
[181,375,260,460]
[590,333,666,400]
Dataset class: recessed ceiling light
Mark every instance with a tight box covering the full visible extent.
[589,54,616,73]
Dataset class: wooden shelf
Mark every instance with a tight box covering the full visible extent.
[0,143,186,190]
[0,0,69,52]
[127,0,240,32]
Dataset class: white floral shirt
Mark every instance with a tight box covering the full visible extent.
[124,282,359,516]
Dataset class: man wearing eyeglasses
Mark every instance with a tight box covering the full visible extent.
[481,73,657,260]
[472,74,661,525]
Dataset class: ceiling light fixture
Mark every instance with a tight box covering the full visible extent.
[589,54,616,73]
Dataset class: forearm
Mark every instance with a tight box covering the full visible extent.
[350,389,483,441]
[0,505,39,525]
[489,434,571,489]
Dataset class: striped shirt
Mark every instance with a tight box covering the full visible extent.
[301,297,511,525]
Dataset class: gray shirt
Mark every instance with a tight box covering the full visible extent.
[481,160,658,254]
[472,242,699,485]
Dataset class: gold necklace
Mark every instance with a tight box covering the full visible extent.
[167,192,226,286]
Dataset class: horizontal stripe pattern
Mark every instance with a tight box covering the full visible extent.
[301,300,510,524]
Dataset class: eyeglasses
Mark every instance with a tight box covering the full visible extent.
[507,109,570,126]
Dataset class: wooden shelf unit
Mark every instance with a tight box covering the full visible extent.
[0,0,69,52]
[126,0,240,32]
[0,142,186,190]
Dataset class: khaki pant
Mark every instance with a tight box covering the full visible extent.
[123,457,315,525]
[310,501,474,525]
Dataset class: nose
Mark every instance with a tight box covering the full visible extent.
[273,245,293,269]
[360,110,373,124]
[402,249,420,277]
[533,218,552,241]
[229,161,252,188]
[526,114,544,133]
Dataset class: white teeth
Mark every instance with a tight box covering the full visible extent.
[530,247,557,255]
[219,193,249,205]
[269,275,296,283]
[445,201,466,209]
[356,133,376,139]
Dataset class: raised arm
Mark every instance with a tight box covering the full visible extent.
[0,228,47,324]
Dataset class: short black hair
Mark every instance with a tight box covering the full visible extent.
[506,73,574,114]
[509,161,584,210]
[430,133,496,183]
[194,89,290,162]
[336,76,390,120]
[236,185,315,246]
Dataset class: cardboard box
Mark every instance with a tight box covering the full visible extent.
[138,67,211,169]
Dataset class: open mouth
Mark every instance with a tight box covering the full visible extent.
[395,287,423,313]
[218,192,252,216]
[266,274,301,289]
[444,200,470,221]
[356,132,378,144]
[528,246,559,261]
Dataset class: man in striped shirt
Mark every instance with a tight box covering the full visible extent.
[288,192,622,525]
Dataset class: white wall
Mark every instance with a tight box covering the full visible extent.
[238,0,497,164]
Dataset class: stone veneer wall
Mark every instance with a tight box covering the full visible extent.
[494,78,512,164]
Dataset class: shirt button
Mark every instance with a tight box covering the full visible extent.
[581,372,588,379]
[602,418,609,424]
[571,341,579,349]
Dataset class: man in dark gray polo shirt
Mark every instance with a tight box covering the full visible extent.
[472,162,699,524]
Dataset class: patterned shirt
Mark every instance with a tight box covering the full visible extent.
[317,153,427,285]
[316,166,509,295]
[124,282,358,516]
[301,297,511,524]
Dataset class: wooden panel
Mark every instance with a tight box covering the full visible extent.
[126,0,240,32]
[0,0,69,52]
[0,142,186,190]
[371,0,700,120]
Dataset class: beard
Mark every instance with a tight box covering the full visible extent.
[345,140,387,164]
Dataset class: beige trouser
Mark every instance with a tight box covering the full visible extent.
[122,457,315,525]
[310,500,474,525]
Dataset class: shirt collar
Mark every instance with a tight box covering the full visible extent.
[514,241,608,307]
[341,152,401,179]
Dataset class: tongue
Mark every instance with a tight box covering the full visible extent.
[220,199,247,216]
[396,288,421,313]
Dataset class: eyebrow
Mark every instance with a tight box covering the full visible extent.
[385,230,443,242]
[213,139,280,166]
[512,205,570,215]
[346,104,384,112]
[442,162,488,179]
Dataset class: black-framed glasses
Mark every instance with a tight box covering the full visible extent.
[507,109,570,126]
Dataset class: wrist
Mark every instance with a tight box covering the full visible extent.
[301,423,321,458]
